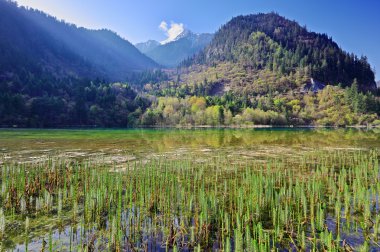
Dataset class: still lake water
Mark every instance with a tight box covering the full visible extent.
[1,128,379,164]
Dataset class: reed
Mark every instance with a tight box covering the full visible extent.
[0,149,379,251]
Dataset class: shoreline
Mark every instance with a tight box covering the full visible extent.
[0,125,378,130]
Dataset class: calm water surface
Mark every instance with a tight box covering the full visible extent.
[1,128,379,164]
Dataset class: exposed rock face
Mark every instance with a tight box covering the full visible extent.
[302,78,326,93]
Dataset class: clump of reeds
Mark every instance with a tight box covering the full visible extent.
[0,149,379,251]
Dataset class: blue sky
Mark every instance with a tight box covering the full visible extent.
[15,0,380,80]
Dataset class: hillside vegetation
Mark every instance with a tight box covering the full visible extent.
[183,13,376,91]
[141,13,379,127]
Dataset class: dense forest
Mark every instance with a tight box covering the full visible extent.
[0,69,169,127]
[144,84,380,126]
[0,2,379,127]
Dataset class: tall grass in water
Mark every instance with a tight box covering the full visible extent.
[0,150,379,251]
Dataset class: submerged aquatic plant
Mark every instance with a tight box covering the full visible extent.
[0,149,379,251]
[0,208,5,239]
[25,217,29,252]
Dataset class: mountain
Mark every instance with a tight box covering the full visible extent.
[377,81,380,88]
[1,5,379,127]
[140,13,379,127]
[0,0,158,82]
[135,40,160,54]
[0,0,161,127]
[181,13,376,93]
[136,30,213,67]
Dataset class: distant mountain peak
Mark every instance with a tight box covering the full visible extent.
[135,30,214,67]
[173,29,192,41]
[161,29,192,45]
[144,39,160,45]
[135,40,160,54]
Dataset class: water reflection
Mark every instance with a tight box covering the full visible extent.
[0,128,379,164]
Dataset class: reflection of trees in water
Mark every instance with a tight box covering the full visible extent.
[139,129,380,150]
[1,129,379,158]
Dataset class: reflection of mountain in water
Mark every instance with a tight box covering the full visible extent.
[1,129,379,164]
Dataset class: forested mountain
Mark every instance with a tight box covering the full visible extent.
[0,0,158,82]
[182,13,376,92]
[136,30,213,67]
[140,13,380,127]
[0,0,162,127]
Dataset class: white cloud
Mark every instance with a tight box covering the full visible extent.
[159,21,185,44]
[159,21,168,32]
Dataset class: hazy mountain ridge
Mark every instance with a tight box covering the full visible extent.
[0,0,159,127]
[0,0,158,82]
[135,40,160,54]
[136,30,213,67]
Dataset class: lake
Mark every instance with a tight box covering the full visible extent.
[0,128,379,251]
[1,128,379,163]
